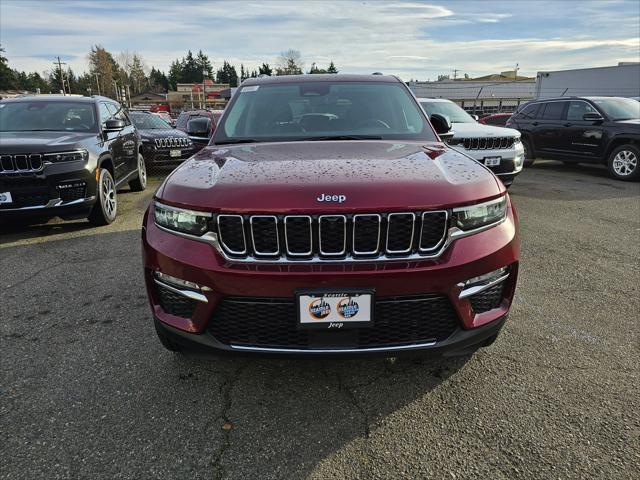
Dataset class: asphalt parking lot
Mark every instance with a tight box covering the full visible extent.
[1,161,639,480]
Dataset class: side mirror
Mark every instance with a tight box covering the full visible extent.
[187,117,212,138]
[472,114,479,121]
[583,112,604,122]
[430,113,452,136]
[104,119,125,132]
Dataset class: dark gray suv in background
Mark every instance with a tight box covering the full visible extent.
[0,95,146,225]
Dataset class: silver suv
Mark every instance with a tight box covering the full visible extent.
[419,98,524,186]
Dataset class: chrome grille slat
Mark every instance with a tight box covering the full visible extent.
[460,137,515,150]
[155,137,189,149]
[215,211,448,263]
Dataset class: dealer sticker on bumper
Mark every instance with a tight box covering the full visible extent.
[297,291,373,329]
[0,192,13,204]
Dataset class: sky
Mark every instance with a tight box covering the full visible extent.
[1,0,639,81]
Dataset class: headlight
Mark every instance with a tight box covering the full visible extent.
[453,196,507,231]
[43,150,88,163]
[154,201,211,235]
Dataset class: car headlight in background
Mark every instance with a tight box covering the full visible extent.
[43,150,88,163]
[154,201,211,235]
[453,196,507,231]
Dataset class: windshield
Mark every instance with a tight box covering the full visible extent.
[130,112,171,130]
[591,98,640,121]
[420,101,476,123]
[214,81,437,144]
[0,101,97,132]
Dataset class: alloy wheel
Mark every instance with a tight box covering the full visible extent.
[138,155,147,188]
[102,174,117,219]
[612,150,637,176]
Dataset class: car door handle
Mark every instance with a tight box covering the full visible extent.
[563,123,572,127]
[531,122,539,126]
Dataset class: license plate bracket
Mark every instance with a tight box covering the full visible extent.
[296,288,374,330]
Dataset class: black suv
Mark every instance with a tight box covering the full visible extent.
[507,96,640,180]
[129,111,196,168]
[0,95,146,225]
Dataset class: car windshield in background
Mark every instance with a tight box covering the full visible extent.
[591,97,640,121]
[130,113,171,130]
[215,81,437,144]
[420,101,476,123]
[0,101,97,132]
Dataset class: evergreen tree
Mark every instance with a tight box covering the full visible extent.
[195,50,213,80]
[327,61,338,74]
[308,63,327,74]
[215,61,238,87]
[168,59,183,90]
[149,67,169,92]
[0,45,17,90]
[129,54,147,94]
[88,45,120,98]
[258,63,273,76]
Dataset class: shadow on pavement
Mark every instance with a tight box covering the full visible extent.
[510,160,639,201]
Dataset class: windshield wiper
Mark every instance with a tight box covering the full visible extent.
[302,135,383,141]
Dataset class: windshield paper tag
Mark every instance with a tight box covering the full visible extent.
[242,85,259,92]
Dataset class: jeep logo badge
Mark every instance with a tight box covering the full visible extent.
[317,193,346,203]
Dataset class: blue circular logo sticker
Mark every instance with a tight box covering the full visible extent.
[337,297,359,319]
[309,298,331,319]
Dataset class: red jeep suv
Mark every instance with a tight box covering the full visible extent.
[142,74,519,356]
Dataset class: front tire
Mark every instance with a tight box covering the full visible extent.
[129,153,147,192]
[522,138,535,167]
[88,168,117,226]
[607,144,639,181]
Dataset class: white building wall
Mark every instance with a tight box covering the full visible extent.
[535,64,640,98]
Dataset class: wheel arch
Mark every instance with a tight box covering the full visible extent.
[98,154,115,178]
[604,137,639,164]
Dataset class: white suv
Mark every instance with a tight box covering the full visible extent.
[418,98,524,186]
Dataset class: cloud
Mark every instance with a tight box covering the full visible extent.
[1,0,638,80]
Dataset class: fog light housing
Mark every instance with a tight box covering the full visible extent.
[514,153,524,168]
[458,267,509,299]
[153,271,211,303]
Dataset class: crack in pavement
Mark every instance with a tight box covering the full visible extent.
[212,364,247,480]
[323,365,372,439]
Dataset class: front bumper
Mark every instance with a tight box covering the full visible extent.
[0,161,97,219]
[142,202,519,355]
[451,143,524,185]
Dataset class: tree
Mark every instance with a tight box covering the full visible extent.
[215,61,238,87]
[88,45,120,98]
[0,45,17,90]
[196,50,213,80]
[129,54,147,94]
[308,63,327,74]
[276,49,303,75]
[327,61,338,74]
[182,50,199,83]
[149,67,169,92]
[168,59,183,90]
[258,63,272,76]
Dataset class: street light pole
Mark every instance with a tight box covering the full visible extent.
[94,73,101,96]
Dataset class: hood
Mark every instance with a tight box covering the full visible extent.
[158,140,503,212]
[614,119,640,128]
[0,131,98,153]
[138,128,189,140]
[449,123,520,139]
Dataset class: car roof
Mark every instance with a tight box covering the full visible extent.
[416,98,454,103]
[241,73,401,86]
[0,94,114,104]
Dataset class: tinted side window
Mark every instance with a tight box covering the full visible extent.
[176,113,188,129]
[516,103,539,120]
[541,102,567,120]
[108,103,130,125]
[566,101,598,121]
[99,102,113,123]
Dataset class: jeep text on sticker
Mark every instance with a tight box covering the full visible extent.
[317,194,346,203]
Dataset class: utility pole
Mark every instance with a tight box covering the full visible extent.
[113,80,119,101]
[514,63,519,81]
[94,73,101,96]
[452,69,459,81]
[54,57,66,94]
